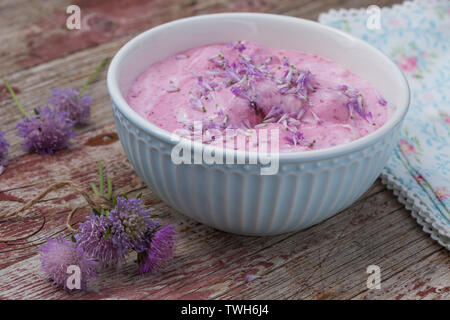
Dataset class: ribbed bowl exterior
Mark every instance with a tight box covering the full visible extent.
[113,102,401,235]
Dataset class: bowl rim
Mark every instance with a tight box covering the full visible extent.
[107,12,410,162]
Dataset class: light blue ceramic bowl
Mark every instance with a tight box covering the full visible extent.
[107,13,410,235]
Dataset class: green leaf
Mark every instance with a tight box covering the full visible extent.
[71,235,77,243]
[92,208,101,216]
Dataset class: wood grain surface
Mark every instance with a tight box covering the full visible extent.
[0,0,448,300]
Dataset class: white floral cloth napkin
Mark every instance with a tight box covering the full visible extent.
[319,0,450,249]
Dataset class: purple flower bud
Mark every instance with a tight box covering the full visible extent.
[108,197,161,253]
[76,213,127,267]
[16,106,76,155]
[138,224,177,274]
[48,88,92,125]
[39,235,98,291]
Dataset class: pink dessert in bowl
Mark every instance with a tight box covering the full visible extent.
[127,40,389,152]
[108,13,409,235]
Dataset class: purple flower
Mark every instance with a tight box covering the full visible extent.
[48,88,93,125]
[340,86,372,121]
[189,95,205,112]
[197,76,216,98]
[0,131,9,174]
[227,40,246,53]
[284,131,305,146]
[277,68,315,101]
[230,85,250,101]
[16,106,76,155]
[39,235,98,291]
[76,213,127,266]
[221,64,241,86]
[138,224,177,274]
[108,197,160,253]
[239,60,266,79]
[348,93,370,120]
[264,105,284,122]
[208,52,226,69]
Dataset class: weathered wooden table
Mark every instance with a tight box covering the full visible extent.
[0,0,448,300]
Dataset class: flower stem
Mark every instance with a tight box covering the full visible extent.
[91,183,100,196]
[4,79,30,118]
[80,57,109,95]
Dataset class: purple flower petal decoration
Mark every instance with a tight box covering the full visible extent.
[264,105,284,121]
[277,68,315,101]
[230,85,250,100]
[310,109,324,125]
[341,87,372,121]
[48,88,93,125]
[228,40,246,52]
[16,106,76,155]
[138,224,177,274]
[189,95,204,111]
[375,90,388,106]
[284,131,305,146]
[208,52,227,69]
[39,235,98,291]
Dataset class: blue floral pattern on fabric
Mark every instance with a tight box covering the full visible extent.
[319,0,450,243]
